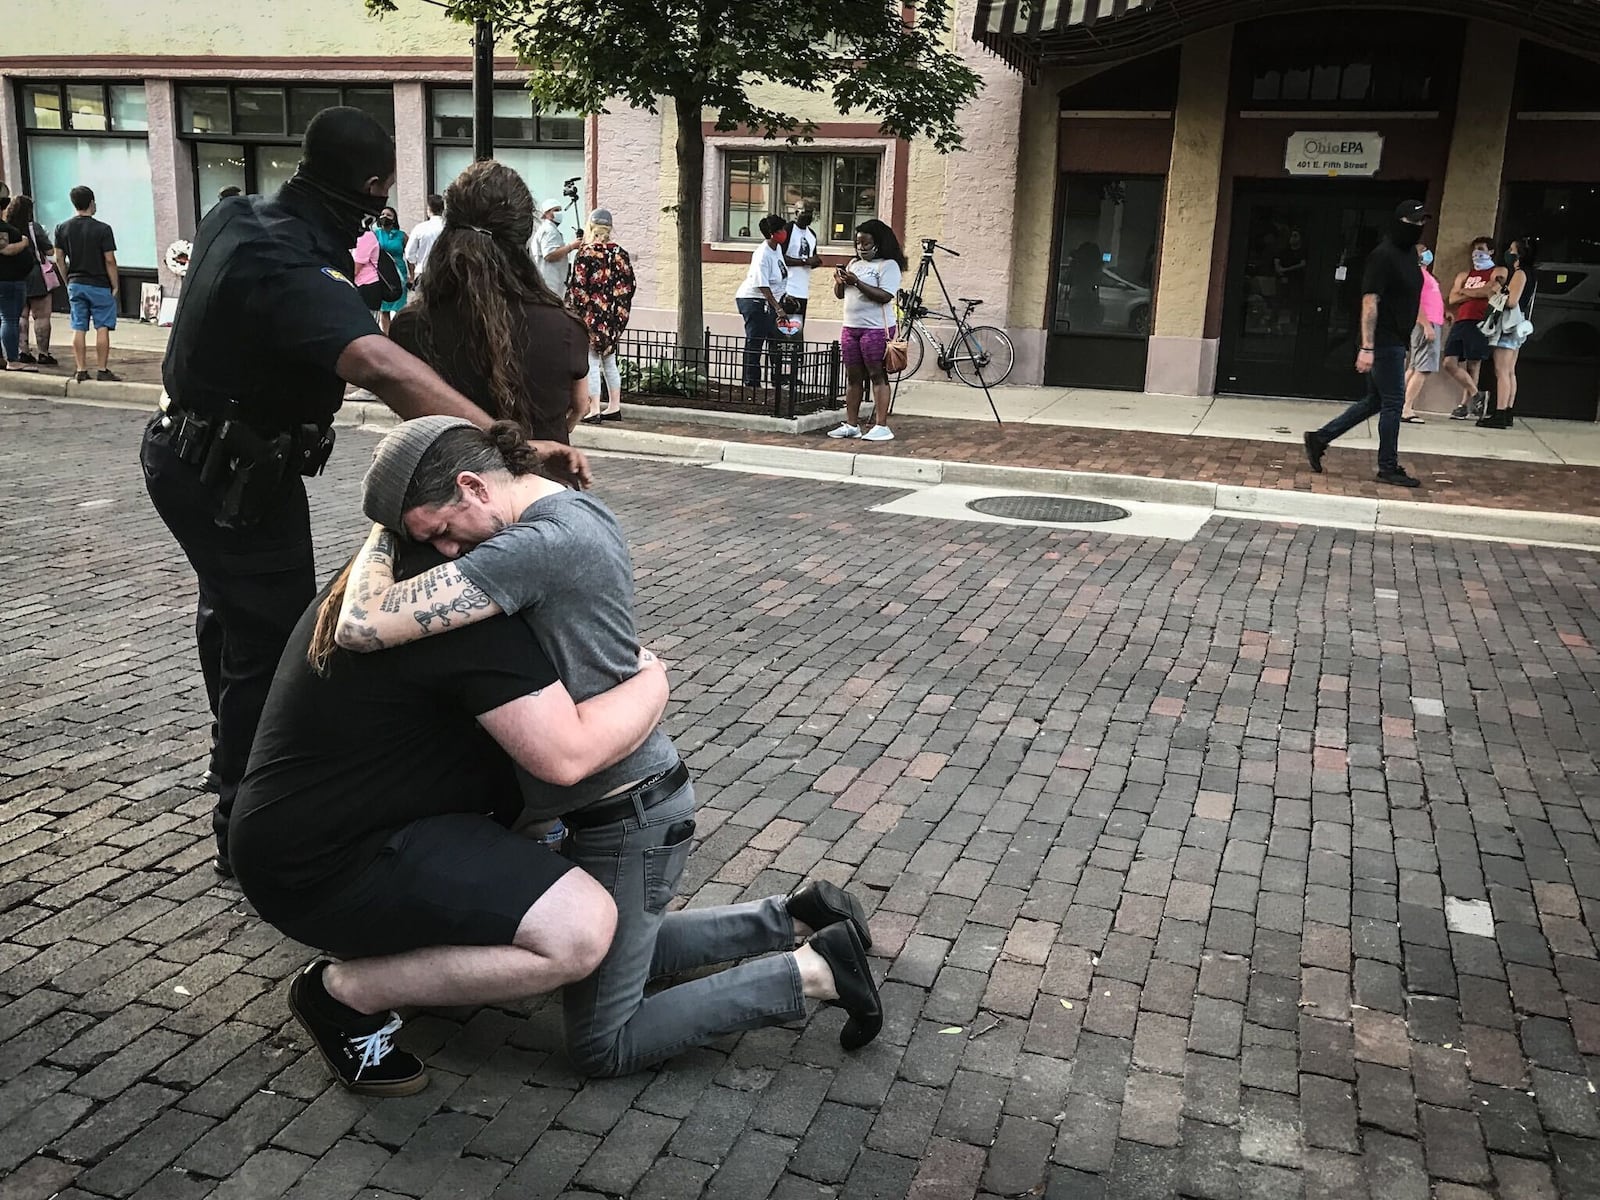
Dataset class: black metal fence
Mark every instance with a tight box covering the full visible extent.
[616,328,844,420]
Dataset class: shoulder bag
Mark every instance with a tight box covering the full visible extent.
[32,222,61,291]
[877,265,909,374]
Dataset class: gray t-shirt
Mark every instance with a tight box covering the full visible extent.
[456,490,678,815]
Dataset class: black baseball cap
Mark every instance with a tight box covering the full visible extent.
[1395,199,1431,223]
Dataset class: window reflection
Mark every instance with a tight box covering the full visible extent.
[1052,175,1162,338]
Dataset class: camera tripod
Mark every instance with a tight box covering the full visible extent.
[890,238,1009,425]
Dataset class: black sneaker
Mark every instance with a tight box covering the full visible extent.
[95,369,121,382]
[287,961,428,1096]
[1376,468,1421,488]
[74,370,90,383]
[36,353,57,367]
[1303,432,1326,474]
[16,351,35,364]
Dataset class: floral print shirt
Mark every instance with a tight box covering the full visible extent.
[567,241,637,357]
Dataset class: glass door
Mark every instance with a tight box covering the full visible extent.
[1218,183,1419,399]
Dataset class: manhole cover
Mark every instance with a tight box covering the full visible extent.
[965,495,1131,523]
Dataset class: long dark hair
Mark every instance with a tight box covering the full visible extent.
[855,218,907,271]
[411,160,578,430]
[3,194,34,228]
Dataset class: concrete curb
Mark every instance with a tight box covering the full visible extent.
[5,382,1598,548]
[624,404,843,435]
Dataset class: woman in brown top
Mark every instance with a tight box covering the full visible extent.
[388,161,588,443]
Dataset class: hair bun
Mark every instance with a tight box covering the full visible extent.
[489,419,540,473]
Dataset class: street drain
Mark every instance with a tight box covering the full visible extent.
[964,495,1131,523]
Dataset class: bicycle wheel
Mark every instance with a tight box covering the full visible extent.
[889,323,925,380]
[952,325,1015,388]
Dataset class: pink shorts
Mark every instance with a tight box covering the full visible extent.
[841,325,895,370]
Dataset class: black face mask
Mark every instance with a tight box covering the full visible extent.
[284,170,388,244]
[1389,219,1422,247]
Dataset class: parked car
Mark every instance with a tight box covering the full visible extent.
[1054,264,1151,335]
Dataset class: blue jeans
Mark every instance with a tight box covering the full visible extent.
[1316,345,1407,473]
[0,279,25,362]
[561,775,806,1077]
[737,297,783,389]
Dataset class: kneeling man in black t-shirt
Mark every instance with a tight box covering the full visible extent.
[230,550,667,1095]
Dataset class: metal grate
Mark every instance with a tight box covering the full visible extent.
[965,495,1131,523]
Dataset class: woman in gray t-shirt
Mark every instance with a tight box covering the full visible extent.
[336,417,883,1075]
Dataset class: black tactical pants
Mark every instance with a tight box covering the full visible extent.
[140,415,315,860]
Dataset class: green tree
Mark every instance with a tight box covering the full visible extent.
[366,0,982,349]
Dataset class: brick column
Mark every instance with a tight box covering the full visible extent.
[145,80,193,295]
[1146,27,1232,397]
[0,78,26,209]
[393,83,429,232]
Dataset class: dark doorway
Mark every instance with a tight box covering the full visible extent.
[1217,180,1422,400]
[1044,173,1165,390]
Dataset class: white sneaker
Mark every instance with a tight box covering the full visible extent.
[827,423,862,439]
[862,425,895,442]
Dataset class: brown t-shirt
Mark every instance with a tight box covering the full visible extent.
[389,301,589,443]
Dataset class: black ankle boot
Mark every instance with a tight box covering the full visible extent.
[809,923,882,1050]
[787,880,872,949]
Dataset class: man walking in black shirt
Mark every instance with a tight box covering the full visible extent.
[1303,200,1429,488]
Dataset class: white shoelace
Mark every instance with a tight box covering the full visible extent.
[346,1013,403,1079]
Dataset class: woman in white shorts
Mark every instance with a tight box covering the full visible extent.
[1482,237,1536,429]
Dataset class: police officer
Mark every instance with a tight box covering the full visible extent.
[141,107,589,876]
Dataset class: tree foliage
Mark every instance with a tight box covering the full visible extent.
[367,0,983,345]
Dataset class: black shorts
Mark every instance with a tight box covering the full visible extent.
[256,813,574,960]
[1443,320,1490,363]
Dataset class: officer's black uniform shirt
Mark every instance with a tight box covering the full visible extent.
[162,187,380,431]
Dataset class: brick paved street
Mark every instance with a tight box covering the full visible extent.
[3,395,1600,1200]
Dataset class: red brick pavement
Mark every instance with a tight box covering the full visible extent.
[627,411,1600,517]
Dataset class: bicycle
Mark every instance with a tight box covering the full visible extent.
[889,240,1015,391]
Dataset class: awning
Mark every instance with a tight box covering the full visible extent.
[972,0,1600,79]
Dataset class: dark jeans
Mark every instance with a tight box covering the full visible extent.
[736,297,784,390]
[1316,345,1407,473]
[0,279,25,362]
[140,416,316,857]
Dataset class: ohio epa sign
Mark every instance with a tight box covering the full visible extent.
[1285,131,1384,177]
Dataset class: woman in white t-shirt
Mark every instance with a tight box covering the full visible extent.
[827,219,906,443]
[734,215,790,391]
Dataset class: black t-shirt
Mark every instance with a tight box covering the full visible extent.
[1362,240,1424,349]
[162,188,381,431]
[390,301,588,444]
[53,215,116,288]
[0,220,33,282]
[230,575,559,918]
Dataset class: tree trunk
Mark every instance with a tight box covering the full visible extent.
[674,96,705,355]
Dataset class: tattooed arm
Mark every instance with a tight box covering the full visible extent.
[335,523,506,653]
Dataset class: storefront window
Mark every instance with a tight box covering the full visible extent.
[1052,175,1162,338]
[722,152,879,244]
[426,87,583,205]
[178,85,394,216]
[1502,183,1600,366]
[21,82,156,269]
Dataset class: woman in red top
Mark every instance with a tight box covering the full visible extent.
[1442,236,1504,419]
[567,209,636,423]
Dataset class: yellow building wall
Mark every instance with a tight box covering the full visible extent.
[6,1,464,57]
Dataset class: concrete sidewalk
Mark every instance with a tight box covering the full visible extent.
[889,379,1600,467]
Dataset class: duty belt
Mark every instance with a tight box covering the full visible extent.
[158,394,336,527]
[564,761,691,831]
[159,393,336,480]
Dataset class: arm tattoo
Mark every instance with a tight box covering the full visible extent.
[414,579,494,631]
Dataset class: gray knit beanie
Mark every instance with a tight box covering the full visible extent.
[362,415,477,530]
